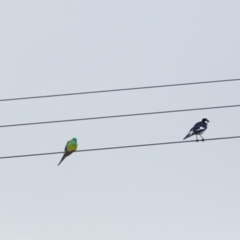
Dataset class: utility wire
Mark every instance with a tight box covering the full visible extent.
[1,104,240,128]
[0,136,239,160]
[1,78,240,102]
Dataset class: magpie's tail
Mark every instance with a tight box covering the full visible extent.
[183,133,193,140]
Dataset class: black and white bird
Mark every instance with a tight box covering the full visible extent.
[183,118,210,141]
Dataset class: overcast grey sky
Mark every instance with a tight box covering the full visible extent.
[0,1,240,239]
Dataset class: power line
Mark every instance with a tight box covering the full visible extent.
[0,136,239,160]
[1,104,240,128]
[1,78,240,102]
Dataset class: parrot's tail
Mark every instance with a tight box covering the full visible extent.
[58,152,72,166]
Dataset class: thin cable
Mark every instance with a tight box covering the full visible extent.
[0,104,240,128]
[0,136,239,160]
[1,78,240,102]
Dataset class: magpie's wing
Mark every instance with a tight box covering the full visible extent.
[192,122,206,134]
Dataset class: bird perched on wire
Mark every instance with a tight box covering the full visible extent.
[58,138,78,166]
[183,118,210,142]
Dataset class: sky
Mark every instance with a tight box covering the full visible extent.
[0,1,240,239]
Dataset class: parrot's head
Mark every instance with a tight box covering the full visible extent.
[72,138,77,142]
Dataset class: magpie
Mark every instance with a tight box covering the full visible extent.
[183,118,210,142]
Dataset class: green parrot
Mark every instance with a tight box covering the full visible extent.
[58,138,78,166]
